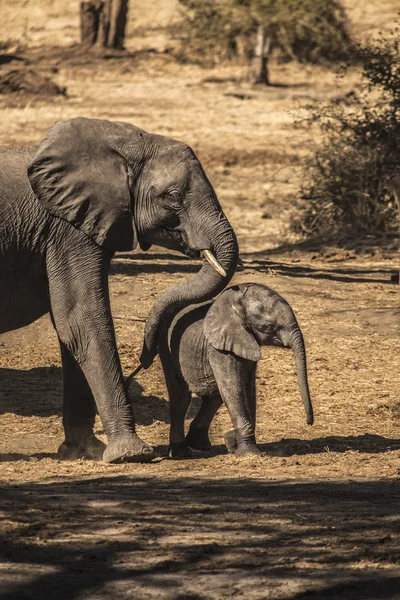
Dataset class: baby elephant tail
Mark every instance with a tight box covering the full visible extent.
[125,363,143,388]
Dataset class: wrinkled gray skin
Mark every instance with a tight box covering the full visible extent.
[158,283,313,458]
[0,117,238,463]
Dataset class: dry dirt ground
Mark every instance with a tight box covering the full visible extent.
[0,1,399,598]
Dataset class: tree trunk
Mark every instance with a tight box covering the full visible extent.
[390,177,400,284]
[107,0,128,49]
[250,25,271,85]
[79,0,128,49]
[80,0,104,46]
[97,0,112,47]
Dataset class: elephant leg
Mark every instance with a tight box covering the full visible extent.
[167,374,192,459]
[47,236,154,464]
[210,349,260,456]
[185,393,222,451]
[247,364,257,431]
[224,364,257,454]
[159,349,192,458]
[57,340,106,461]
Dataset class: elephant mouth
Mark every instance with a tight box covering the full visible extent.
[164,231,227,275]
[162,228,203,261]
[139,241,152,251]
[140,228,227,276]
[265,336,285,348]
[183,247,202,259]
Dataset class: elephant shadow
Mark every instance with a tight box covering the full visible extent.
[126,378,170,426]
[259,433,400,456]
[0,366,173,426]
[0,366,63,417]
[126,379,204,427]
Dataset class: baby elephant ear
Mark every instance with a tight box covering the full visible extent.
[204,287,261,362]
[28,117,137,252]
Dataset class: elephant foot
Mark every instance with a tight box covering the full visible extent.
[224,429,238,454]
[168,441,193,459]
[185,427,212,451]
[234,444,261,457]
[58,435,106,461]
[103,435,154,464]
[224,429,260,456]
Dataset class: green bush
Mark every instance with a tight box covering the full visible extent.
[295,34,400,237]
[174,0,354,65]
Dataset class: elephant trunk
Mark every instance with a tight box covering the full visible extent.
[289,328,314,425]
[140,210,238,368]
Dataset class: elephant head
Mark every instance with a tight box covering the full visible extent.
[204,284,314,425]
[27,118,238,365]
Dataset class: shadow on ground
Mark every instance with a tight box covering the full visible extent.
[0,476,398,599]
[110,253,199,277]
[126,378,170,426]
[0,366,62,417]
[261,433,400,456]
[0,367,171,425]
[111,252,396,284]
[254,235,398,256]
[243,258,396,284]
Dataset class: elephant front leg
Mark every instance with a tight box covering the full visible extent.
[57,341,106,460]
[47,239,154,464]
[223,364,257,455]
[210,350,260,456]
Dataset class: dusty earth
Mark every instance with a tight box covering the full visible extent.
[0,1,399,598]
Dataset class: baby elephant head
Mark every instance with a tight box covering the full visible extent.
[204,283,314,425]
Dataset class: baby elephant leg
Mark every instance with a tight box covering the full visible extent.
[159,334,192,458]
[165,369,192,458]
[186,393,223,451]
[210,350,260,456]
[224,364,257,454]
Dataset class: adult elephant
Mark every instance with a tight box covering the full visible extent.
[0,117,238,463]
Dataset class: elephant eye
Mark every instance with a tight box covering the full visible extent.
[164,213,180,230]
[165,191,182,208]
[262,324,275,333]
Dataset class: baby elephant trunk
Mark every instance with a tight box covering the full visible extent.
[289,328,314,425]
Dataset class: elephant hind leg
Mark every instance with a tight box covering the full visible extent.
[168,384,192,458]
[159,339,192,458]
[58,436,106,461]
[185,393,223,451]
[58,340,105,461]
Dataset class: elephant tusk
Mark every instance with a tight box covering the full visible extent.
[202,250,227,278]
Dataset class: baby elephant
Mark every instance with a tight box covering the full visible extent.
[159,283,314,458]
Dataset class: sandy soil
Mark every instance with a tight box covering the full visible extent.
[0,1,399,598]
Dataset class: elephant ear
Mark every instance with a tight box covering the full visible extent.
[204,287,261,361]
[27,117,137,252]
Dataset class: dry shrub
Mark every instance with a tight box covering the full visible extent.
[173,0,354,66]
[295,33,400,237]
[0,69,66,97]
